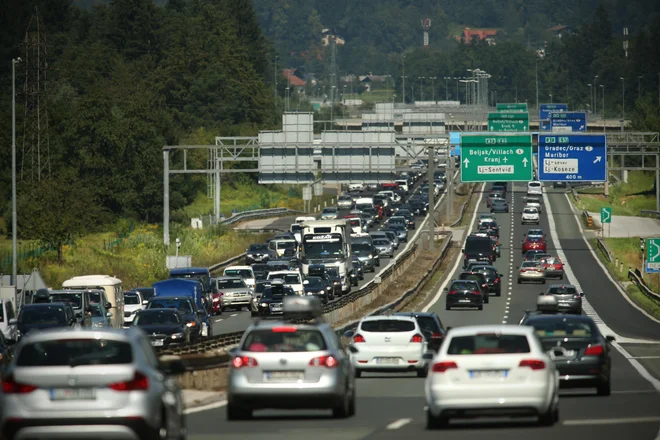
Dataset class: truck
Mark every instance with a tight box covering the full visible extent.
[300,220,353,295]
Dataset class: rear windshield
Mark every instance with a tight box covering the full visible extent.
[19,307,66,325]
[217,279,246,289]
[242,329,327,352]
[124,293,140,305]
[148,299,193,314]
[459,273,484,283]
[529,182,541,187]
[249,244,268,252]
[527,318,595,338]
[361,320,415,332]
[523,208,538,213]
[276,241,296,250]
[527,237,543,243]
[415,316,441,334]
[450,281,478,290]
[17,339,133,366]
[262,286,295,299]
[135,311,180,326]
[521,261,540,268]
[50,293,83,310]
[465,237,492,252]
[224,269,253,278]
[373,239,390,246]
[547,286,578,295]
[270,274,300,284]
[447,334,531,355]
[352,243,372,252]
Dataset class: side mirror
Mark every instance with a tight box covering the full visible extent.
[606,335,615,342]
[106,312,113,318]
[580,293,585,297]
[344,330,355,338]
[142,300,149,305]
[422,352,435,361]
[8,319,17,326]
[105,302,112,310]
[499,273,504,277]
[347,346,359,354]
[461,249,465,253]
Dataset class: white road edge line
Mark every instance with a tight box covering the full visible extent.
[386,418,413,430]
[562,416,660,426]
[184,399,228,415]
[422,185,485,312]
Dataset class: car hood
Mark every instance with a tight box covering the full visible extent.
[220,288,251,294]
[125,304,144,313]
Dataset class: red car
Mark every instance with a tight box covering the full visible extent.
[211,292,223,315]
[522,236,547,254]
[540,256,565,279]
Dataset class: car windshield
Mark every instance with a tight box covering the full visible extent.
[276,241,296,250]
[303,240,343,258]
[547,286,578,295]
[249,244,268,252]
[352,243,372,252]
[361,319,415,332]
[415,316,441,334]
[217,279,246,289]
[49,293,83,310]
[277,274,300,284]
[305,277,324,287]
[323,208,337,213]
[135,311,180,326]
[524,208,538,214]
[262,286,295,299]
[373,239,390,246]
[16,339,133,367]
[527,318,595,338]
[242,329,327,352]
[148,299,193,314]
[327,268,339,277]
[19,307,66,325]
[124,293,140,305]
[450,281,477,291]
[447,334,531,354]
[224,269,253,278]
[460,273,484,283]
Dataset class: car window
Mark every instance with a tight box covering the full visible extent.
[242,329,327,352]
[249,244,268,252]
[124,293,140,305]
[373,239,390,246]
[224,269,253,278]
[529,182,541,187]
[5,301,15,321]
[283,274,300,284]
[548,286,578,295]
[523,208,538,214]
[148,299,193,314]
[50,293,83,310]
[135,311,181,326]
[521,261,539,268]
[415,316,441,334]
[447,334,531,355]
[217,279,247,289]
[527,318,595,338]
[19,307,66,325]
[360,319,415,332]
[17,339,133,366]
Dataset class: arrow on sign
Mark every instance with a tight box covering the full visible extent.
[503,156,508,163]
[593,156,602,164]
[601,209,611,223]
[652,241,660,262]
[463,158,470,168]
[522,157,529,167]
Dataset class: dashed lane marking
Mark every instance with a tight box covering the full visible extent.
[386,418,413,430]
[230,314,238,317]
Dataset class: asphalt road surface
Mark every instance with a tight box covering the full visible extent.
[188,182,660,440]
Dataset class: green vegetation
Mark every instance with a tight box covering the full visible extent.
[573,172,656,216]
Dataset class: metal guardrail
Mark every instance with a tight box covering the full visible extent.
[582,211,593,228]
[571,188,580,202]
[219,207,302,226]
[628,268,660,303]
[450,183,478,227]
[208,253,247,273]
[641,210,660,218]
[156,330,244,356]
[595,237,613,262]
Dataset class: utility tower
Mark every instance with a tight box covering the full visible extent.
[21,6,51,182]
[329,34,338,104]
[421,19,431,49]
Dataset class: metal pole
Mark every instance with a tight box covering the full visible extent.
[12,58,20,288]
[535,61,539,113]
[402,55,406,104]
[163,150,170,245]
[602,85,605,133]
[427,146,435,249]
[273,56,278,100]
[621,77,625,132]
[215,155,221,220]
[657,157,660,212]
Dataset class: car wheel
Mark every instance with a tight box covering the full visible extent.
[559,275,564,280]
[226,403,252,421]
[541,279,546,284]
[445,304,451,310]
[517,278,522,284]
[332,391,351,418]
[597,380,611,396]
[426,410,449,430]
[348,385,356,416]
[417,366,429,378]
[538,406,557,426]
[355,370,362,378]
[250,311,257,317]
[478,305,483,311]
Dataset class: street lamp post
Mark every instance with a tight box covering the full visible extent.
[430,77,437,101]
[418,77,425,101]
[600,84,605,133]
[593,75,599,114]
[549,93,553,104]
[443,77,450,100]
[588,83,593,114]
[11,57,21,289]
[621,77,625,131]
[454,78,459,102]
[402,54,406,104]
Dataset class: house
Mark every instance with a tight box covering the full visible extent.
[457,27,498,45]
[548,25,572,38]
[282,68,307,91]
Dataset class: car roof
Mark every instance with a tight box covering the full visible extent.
[137,308,179,314]
[392,312,436,318]
[225,265,253,270]
[360,315,416,323]
[471,265,497,270]
[215,275,244,280]
[523,314,594,324]
[23,302,68,308]
[447,325,535,337]
[245,319,333,333]
[547,284,577,289]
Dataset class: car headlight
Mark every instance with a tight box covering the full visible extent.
[16,330,21,339]
[260,303,267,307]
[186,322,196,327]
[247,254,253,257]
[93,322,104,328]
[368,254,373,258]
[171,332,185,340]
[212,297,220,302]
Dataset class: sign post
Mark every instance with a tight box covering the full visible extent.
[488,112,529,132]
[645,238,660,274]
[537,134,607,183]
[460,133,533,183]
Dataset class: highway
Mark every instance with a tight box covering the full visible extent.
[187,182,660,440]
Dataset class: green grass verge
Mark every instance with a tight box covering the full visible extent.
[573,171,656,216]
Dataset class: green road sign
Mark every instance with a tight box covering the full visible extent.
[460,133,534,182]
[646,238,660,271]
[497,103,528,112]
[488,112,529,132]
[600,207,612,224]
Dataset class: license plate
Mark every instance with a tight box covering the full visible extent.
[271,306,282,311]
[264,371,304,381]
[559,303,570,307]
[151,340,164,347]
[50,388,96,401]
[376,357,399,365]
[459,299,471,303]
[469,370,508,379]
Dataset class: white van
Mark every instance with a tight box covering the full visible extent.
[527,181,543,196]
[377,190,401,202]
[354,197,374,212]
[266,270,304,295]
[395,180,409,193]
[223,266,256,289]
[62,275,124,328]
[268,238,298,258]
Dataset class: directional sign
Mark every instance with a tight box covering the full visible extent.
[549,112,587,132]
[539,120,551,131]
[646,238,660,273]
[540,103,568,120]
[488,112,529,132]
[537,134,607,182]
[497,103,528,112]
[600,207,611,224]
[460,133,533,182]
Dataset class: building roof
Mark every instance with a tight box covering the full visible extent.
[458,27,498,42]
[282,69,307,87]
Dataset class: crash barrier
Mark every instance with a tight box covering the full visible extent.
[628,268,660,304]
[641,210,660,219]
[595,237,613,263]
[220,207,302,226]
[582,211,593,228]
[571,188,580,203]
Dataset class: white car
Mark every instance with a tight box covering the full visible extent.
[518,260,546,284]
[122,290,144,325]
[346,316,429,378]
[524,196,543,214]
[395,180,409,193]
[424,325,559,428]
[477,214,495,227]
[521,207,540,225]
[223,266,256,289]
[348,183,365,192]
[267,270,304,296]
[527,181,543,196]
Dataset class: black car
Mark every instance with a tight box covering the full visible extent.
[251,263,269,281]
[302,276,333,303]
[520,314,614,395]
[249,281,272,316]
[13,303,77,341]
[553,181,568,188]
[131,287,155,304]
[396,209,416,229]
[469,265,503,296]
[254,281,297,317]
[134,308,190,347]
[445,279,484,311]
[146,296,203,341]
[326,267,343,297]
[462,235,495,268]
[458,271,490,304]
[393,312,446,352]
[245,244,271,265]
[308,264,338,299]
[351,256,365,280]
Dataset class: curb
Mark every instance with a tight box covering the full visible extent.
[183,391,227,409]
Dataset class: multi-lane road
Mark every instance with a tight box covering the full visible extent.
[190,183,660,440]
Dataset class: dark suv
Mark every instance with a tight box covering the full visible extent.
[458,271,490,304]
[462,235,496,268]
[392,312,447,352]
[469,265,503,296]
[12,303,77,341]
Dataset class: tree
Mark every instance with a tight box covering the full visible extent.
[17,170,103,262]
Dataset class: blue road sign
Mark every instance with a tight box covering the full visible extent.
[540,103,568,120]
[539,120,551,131]
[549,112,587,132]
[538,134,607,182]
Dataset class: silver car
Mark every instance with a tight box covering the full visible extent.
[321,207,339,220]
[227,296,356,419]
[0,327,186,440]
[337,196,353,210]
[372,238,394,258]
[541,284,583,314]
[214,276,253,311]
[517,260,546,284]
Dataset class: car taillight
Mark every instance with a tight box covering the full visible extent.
[2,376,37,394]
[431,332,443,339]
[584,344,604,356]
[494,278,500,283]
[353,334,366,343]
[410,334,424,343]
[573,294,582,300]
[108,371,149,391]
[447,290,457,295]
[472,290,481,295]
[309,355,339,368]
[555,264,563,269]
[519,359,546,370]
[432,361,458,373]
[232,356,259,368]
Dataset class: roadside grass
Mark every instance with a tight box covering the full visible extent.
[591,237,660,320]
[573,171,656,216]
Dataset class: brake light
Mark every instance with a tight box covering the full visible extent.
[1,376,37,394]
[432,361,458,373]
[494,278,500,283]
[431,332,443,339]
[309,355,339,368]
[272,326,297,333]
[584,344,604,356]
[353,334,366,343]
[519,359,546,370]
[108,371,149,391]
[232,356,259,368]
[472,290,481,295]
[410,334,424,343]
[448,290,457,295]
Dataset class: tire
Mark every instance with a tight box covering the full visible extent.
[484,295,489,304]
[348,386,356,416]
[332,391,351,418]
[496,289,501,297]
[597,380,611,396]
[355,370,362,378]
[226,403,252,421]
[417,366,428,378]
[445,304,451,311]
[478,305,483,311]
[541,279,546,284]
[538,406,557,426]
[426,411,448,430]
[517,278,522,284]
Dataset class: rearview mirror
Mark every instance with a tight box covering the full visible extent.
[105,302,112,310]
[142,300,148,305]
[606,335,615,342]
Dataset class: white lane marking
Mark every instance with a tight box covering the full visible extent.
[184,399,228,415]
[628,356,660,360]
[230,314,238,317]
[422,185,485,312]
[543,191,660,395]
[562,416,660,426]
[611,389,660,394]
[214,318,224,323]
[386,418,412,430]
